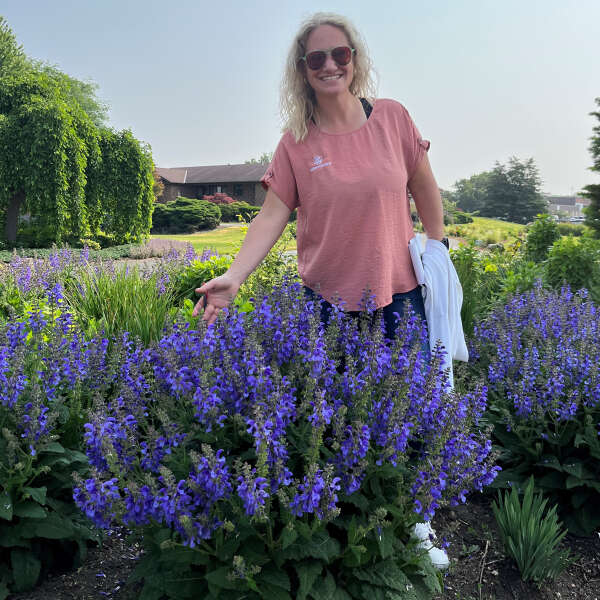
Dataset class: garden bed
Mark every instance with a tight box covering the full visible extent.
[11,495,600,600]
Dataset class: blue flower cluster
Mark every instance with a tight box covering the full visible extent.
[74,280,497,547]
[473,284,600,426]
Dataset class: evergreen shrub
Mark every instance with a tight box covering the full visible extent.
[218,202,260,223]
[525,214,560,263]
[152,197,221,233]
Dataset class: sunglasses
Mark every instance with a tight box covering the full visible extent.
[300,46,355,71]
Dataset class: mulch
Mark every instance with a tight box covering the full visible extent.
[11,494,600,600]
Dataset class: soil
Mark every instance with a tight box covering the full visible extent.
[11,494,600,600]
[432,493,600,600]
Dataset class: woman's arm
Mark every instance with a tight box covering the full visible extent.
[408,153,445,241]
[193,189,292,323]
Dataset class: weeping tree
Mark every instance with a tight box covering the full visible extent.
[0,16,154,247]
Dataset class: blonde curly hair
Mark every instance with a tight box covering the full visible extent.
[280,12,378,142]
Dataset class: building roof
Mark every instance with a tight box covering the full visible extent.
[545,195,589,207]
[156,163,268,184]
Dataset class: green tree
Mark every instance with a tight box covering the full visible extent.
[33,62,110,128]
[482,157,545,224]
[0,17,153,246]
[96,128,154,244]
[448,171,492,214]
[582,97,600,238]
[0,16,28,77]
[245,151,273,165]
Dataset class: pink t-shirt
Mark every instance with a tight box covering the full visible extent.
[261,98,429,310]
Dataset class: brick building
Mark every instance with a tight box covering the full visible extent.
[155,164,268,206]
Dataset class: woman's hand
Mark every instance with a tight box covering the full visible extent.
[192,273,241,324]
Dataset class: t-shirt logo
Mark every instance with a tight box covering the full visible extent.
[310,154,332,172]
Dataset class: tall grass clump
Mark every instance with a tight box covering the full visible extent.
[74,281,498,599]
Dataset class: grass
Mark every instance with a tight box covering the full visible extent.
[151,224,297,255]
[447,217,526,245]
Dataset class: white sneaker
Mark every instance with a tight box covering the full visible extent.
[412,522,450,570]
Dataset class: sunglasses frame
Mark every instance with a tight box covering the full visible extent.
[299,46,356,71]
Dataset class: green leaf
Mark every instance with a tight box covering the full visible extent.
[283,531,340,562]
[40,441,65,454]
[375,528,394,559]
[0,581,9,600]
[0,492,12,521]
[22,487,47,505]
[14,501,47,519]
[259,582,292,600]
[280,526,298,550]
[205,566,239,590]
[256,565,290,591]
[310,571,336,600]
[32,512,74,539]
[537,471,564,491]
[295,560,322,600]
[11,548,41,592]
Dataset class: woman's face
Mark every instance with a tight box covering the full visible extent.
[303,24,354,99]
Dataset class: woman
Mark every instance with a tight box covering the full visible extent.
[193,12,446,342]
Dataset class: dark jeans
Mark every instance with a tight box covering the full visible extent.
[303,286,427,341]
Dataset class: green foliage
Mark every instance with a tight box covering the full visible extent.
[0,16,29,78]
[525,214,560,262]
[0,18,153,248]
[483,157,546,224]
[582,98,600,238]
[545,237,600,300]
[450,243,541,336]
[218,202,260,223]
[95,128,155,244]
[245,152,273,165]
[557,222,586,237]
[0,306,102,594]
[493,478,570,584]
[152,197,221,233]
[129,476,442,600]
[61,265,178,345]
[173,255,233,304]
[447,171,492,214]
[449,158,545,224]
[238,223,298,304]
[0,244,136,263]
[32,63,109,128]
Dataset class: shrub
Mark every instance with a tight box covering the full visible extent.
[172,255,233,304]
[545,236,600,300]
[493,477,570,584]
[218,202,260,223]
[450,243,538,336]
[74,282,498,599]
[0,304,118,594]
[470,285,600,535]
[525,214,560,262]
[557,223,585,237]
[152,197,221,233]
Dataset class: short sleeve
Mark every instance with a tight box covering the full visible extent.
[260,137,299,211]
[399,105,430,180]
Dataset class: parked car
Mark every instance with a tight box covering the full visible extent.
[569,216,585,223]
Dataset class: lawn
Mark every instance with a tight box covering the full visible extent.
[151,224,297,255]
[447,216,526,245]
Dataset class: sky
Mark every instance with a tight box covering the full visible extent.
[2,0,599,195]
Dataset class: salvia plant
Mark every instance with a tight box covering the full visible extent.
[492,477,571,584]
[74,280,498,599]
[470,283,600,535]
[0,303,124,596]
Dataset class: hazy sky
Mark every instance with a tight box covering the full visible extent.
[2,0,599,195]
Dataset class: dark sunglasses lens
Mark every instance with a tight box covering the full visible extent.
[332,46,351,65]
[306,51,326,70]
